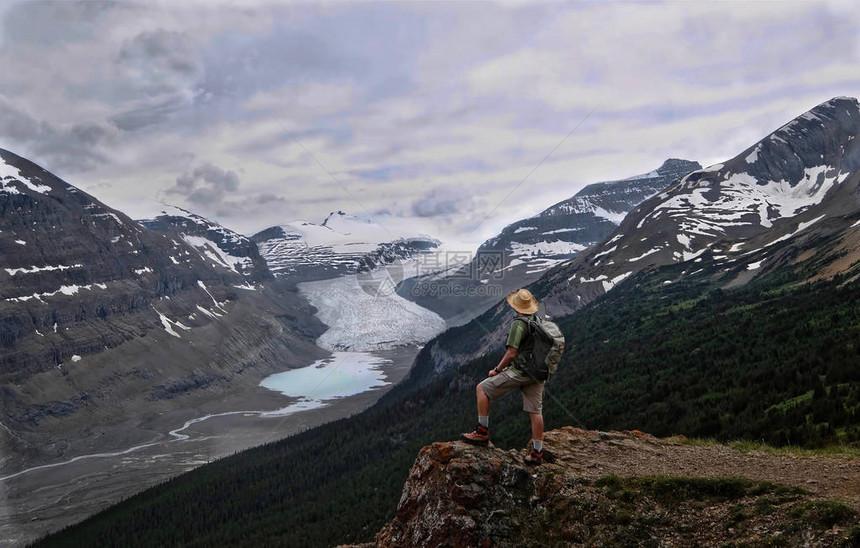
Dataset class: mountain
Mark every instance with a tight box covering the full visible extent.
[32,97,860,547]
[251,211,440,283]
[487,158,702,267]
[537,97,860,317]
[415,96,860,372]
[139,205,272,283]
[0,148,326,473]
[398,159,700,325]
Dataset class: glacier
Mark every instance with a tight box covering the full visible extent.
[299,270,447,351]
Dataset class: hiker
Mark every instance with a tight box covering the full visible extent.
[461,288,545,465]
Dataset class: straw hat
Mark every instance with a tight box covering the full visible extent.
[506,288,538,314]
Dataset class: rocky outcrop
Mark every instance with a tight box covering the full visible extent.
[359,428,859,547]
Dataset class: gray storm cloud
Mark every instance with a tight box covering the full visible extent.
[109,29,203,131]
[0,1,858,237]
[117,30,201,82]
[412,187,472,218]
[0,97,112,172]
[168,163,241,205]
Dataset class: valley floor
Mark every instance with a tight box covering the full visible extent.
[0,346,418,547]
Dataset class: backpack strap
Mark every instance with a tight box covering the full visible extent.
[513,314,540,324]
[512,314,537,336]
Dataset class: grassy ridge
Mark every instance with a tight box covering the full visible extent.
[38,266,860,547]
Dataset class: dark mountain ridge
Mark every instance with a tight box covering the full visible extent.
[139,205,272,283]
[0,148,326,474]
[0,148,236,375]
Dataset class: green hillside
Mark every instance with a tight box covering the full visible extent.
[37,264,860,547]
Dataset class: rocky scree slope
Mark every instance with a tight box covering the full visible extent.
[0,148,326,470]
[356,428,860,547]
[398,159,700,325]
[252,211,439,284]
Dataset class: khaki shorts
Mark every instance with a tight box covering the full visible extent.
[479,369,544,414]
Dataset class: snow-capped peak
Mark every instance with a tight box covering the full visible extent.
[281,212,397,249]
[320,210,394,240]
[254,212,438,280]
[322,210,375,228]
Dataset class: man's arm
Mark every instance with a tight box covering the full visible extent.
[488,346,518,377]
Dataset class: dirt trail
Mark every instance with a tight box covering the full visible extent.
[543,427,860,509]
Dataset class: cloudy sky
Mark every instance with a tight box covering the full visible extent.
[1,0,859,248]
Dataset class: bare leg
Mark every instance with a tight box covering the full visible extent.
[461,385,492,445]
[477,384,490,416]
[529,412,544,442]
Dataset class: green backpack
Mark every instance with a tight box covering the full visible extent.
[515,315,565,381]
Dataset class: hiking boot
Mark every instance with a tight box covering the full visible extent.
[460,425,489,446]
[524,448,543,465]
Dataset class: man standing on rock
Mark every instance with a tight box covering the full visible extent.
[461,288,544,465]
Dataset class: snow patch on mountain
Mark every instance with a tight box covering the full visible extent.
[507,240,588,272]
[277,210,406,253]
[593,245,618,259]
[592,271,633,292]
[182,235,253,274]
[0,157,51,194]
[648,166,847,238]
[745,145,761,164]
[628,248,661,262]
[541,195,652,222]
[284,220,380,254]
[623,170,659,180]
[763,214,829,249]
[197,280,228,311]
[153,307,191,338]
[510,240,587,258]
[5,264,83,276]
[592,206,627,224]
[6,283,108,303]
